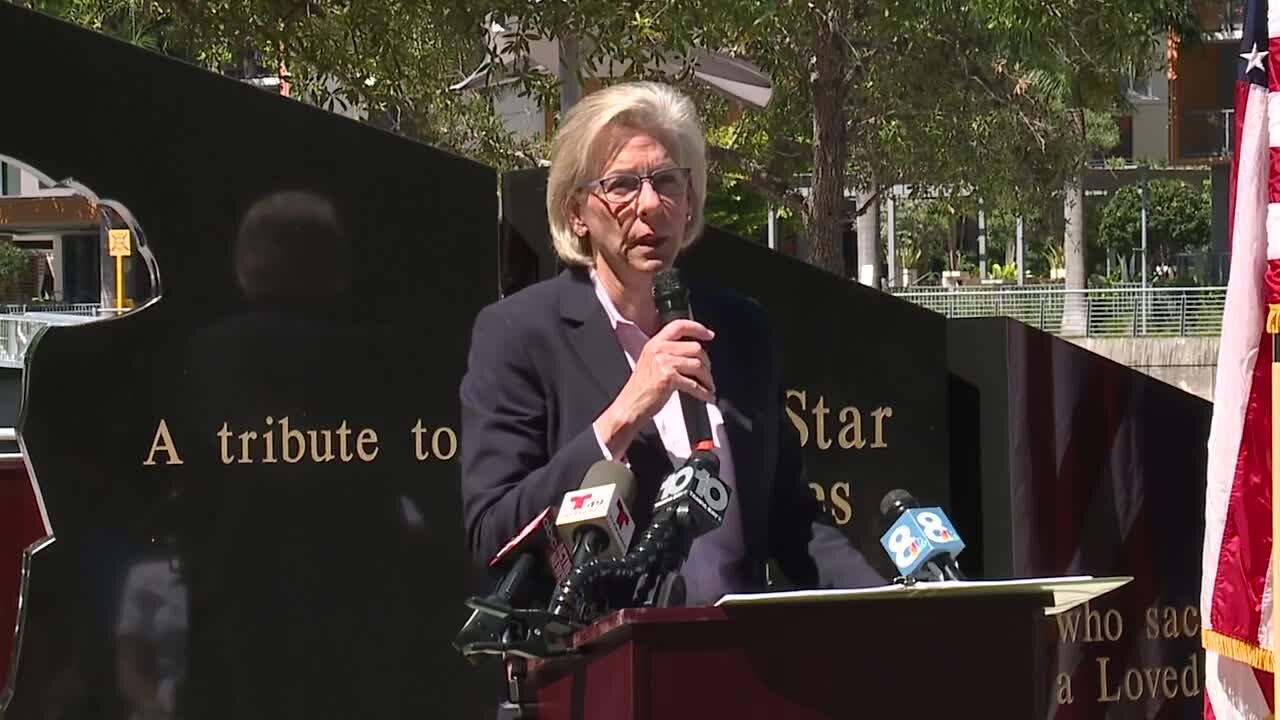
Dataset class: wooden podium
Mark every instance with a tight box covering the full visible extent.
[522,577,1129,720]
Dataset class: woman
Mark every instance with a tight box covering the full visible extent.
[459,81,880,605]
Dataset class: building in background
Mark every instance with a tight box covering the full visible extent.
[0,162,97,304]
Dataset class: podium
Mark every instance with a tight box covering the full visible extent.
[522,576,1130,720]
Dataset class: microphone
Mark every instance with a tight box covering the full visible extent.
[554,460,638,566]
[546,461,638,622]
[652,449,729,539]
[454,506,573,660]
[490,505,573,584]
[652,268,715,452]
[540,452,732,626]
[878,489,967,582]
[633,450,729,606]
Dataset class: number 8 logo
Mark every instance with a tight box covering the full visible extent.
[886,525,918,567]
[916,511,951,542]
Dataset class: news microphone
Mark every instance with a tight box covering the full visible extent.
[490,505,573,584]
[546,461,638,623]
[454,506,573,660]
[652,449,730,539]
[878,489,966,582]
[652,268,716,452]
[555,460,638,566]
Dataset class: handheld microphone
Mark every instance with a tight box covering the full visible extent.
[653,268,716,452]
[454,506,572,660]
[878,489,966,582]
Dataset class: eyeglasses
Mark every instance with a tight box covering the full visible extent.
[579,167,692,204]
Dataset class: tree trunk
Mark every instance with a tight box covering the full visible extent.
[855,182,880,286]
[1062,105,1087,335]
[804,5,848,276]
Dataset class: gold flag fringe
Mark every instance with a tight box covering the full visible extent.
[1204,628,1275,673]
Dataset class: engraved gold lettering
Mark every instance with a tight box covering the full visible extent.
[837,407,865,449]
[143,419,185,466]
[784,390,891,452]
[812,396,832,449]
[870,406,893,448]
[1097,657,1120,702]
[1056,672,1074,705]
[356,428,379,462]
[1095,654,1202,702]
[413,420,431,460]
[1104,609,1123,641]
[282,416,305,463]
[1122,667,1144,700]
[1146,604,1201,639]
[1056,607,1082,643]
[828,481,853,525]
[785,390,808,447]
[432,427,458,460]
[1160,667,1178,699]
[262,416,277,463]
[237,430,258,464]
[1085,604,1104,642]
[1081,603,1122,642]
[1181,653,1201,697]
[308,429,335,463]
[217,422,234,465]
[336,421,354,462]
[808,482,825,504]
[412,420,459,461]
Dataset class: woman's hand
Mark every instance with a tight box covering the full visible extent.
[593,319,714,458]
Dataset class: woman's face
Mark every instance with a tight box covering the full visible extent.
[572,127,693,286]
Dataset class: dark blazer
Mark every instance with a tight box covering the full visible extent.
[459,267,882,591]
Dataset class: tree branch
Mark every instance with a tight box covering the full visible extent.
[706,145,807,218]
[947,40,1050,150]
[852,185,887,217]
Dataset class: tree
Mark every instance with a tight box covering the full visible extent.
[30,0,1197,284]
[1099,178,1211,275]
[449,0,1091,279]
[977,0,1199,294]
[17,0,542,169]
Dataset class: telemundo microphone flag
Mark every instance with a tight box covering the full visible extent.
[1201,0,1280,714]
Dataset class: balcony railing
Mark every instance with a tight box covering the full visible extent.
[890,286,1227,338]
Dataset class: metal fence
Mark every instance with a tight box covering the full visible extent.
[889,286,1227,338]
[0,316,55,367]
[0,303,100,316]
[0,306,102,368]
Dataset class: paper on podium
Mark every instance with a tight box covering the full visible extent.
[715,575,1132,616]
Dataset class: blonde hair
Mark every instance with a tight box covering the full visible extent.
[545,81,708,267]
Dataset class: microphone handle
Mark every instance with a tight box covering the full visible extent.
[493,552,538,603]
[678,392,714,450]
[570,527,610,568]
[657,306,715,451]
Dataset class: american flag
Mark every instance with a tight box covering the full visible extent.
[1201,0,1280,714]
